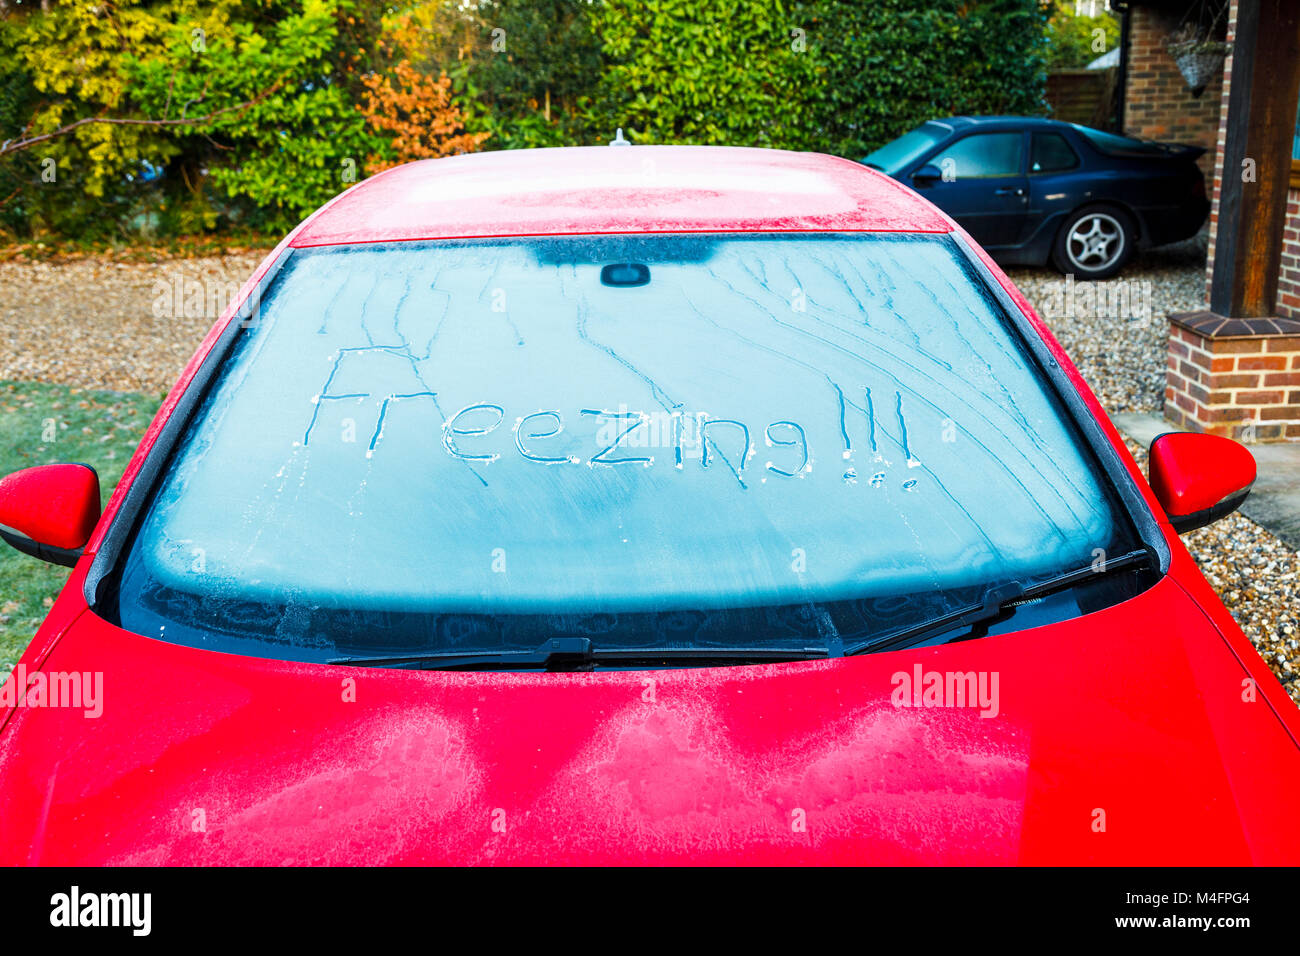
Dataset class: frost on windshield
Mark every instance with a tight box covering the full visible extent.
[122,234,1124,633]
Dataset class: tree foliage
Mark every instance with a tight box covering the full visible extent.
[789,0,1052,158]
[586,0,816,147]
[361,62,489,174]
[0,0,1052,240]
[1045,0,1120,70]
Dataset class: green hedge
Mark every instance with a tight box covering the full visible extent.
[0,0,1050,240]
[577,0,1049,157]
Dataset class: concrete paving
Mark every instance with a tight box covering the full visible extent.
[1112,412,1300,551]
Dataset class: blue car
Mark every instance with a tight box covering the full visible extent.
[862,116,1209,279]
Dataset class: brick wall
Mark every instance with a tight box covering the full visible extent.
[1124,5,1225,182]
[1279,189,1300,319]
[1166,314,1300,440]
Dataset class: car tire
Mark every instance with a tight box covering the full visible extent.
[1051,205,1135,280]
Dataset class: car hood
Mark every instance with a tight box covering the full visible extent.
[1,574,1297,865]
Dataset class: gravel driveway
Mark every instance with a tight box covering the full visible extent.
[1,239,1296,704]
[1,251,266,394]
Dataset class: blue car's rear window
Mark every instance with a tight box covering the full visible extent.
[1072,124,1170,157]
[111,234,1140,663]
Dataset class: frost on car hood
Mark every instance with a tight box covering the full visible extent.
[122,234,1123,628]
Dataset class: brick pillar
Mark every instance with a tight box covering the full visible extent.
[1166,311,1300,440]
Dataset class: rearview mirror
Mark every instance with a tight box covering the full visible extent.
[912,164,943,184]
[1147,433,1255,535]
[0,464,101,567]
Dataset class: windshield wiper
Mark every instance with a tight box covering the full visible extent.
[329,637,830,671]
[328,549,1153,669]
[844,548,1154,657]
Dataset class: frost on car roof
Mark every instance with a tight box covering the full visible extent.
[123,233,1126,622]
[292,145,951,247]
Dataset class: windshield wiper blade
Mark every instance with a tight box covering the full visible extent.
[330,637,596,670]
[329,637,830,671]
[844,548,1154,657]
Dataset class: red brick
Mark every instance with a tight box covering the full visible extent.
[1235,390,1285,404]
[1206,406,1250,422]
[1260,407,1300,421]
[1246,424,1284,440]
[1213,339,1270,354]
[1213,373,1260,388]
[1237,355,1287,371]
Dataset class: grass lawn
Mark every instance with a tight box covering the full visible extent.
[0,381,161,677]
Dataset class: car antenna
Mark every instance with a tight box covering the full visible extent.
[609,127,630,146]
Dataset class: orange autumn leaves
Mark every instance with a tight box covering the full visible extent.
[359,62,489,175]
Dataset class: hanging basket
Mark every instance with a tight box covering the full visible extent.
[1166,39,1231,97]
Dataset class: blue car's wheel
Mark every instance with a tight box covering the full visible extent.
[1051,205,1134,280]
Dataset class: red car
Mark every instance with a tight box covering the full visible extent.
[0,146,1295,866]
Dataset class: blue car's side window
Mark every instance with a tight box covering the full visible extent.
[929,133,1024,179]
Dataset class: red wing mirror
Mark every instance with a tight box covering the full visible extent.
[1148,433,1255,535]
[0,464,101,567]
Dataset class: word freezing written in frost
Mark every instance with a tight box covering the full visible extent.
[445,404,807,490]
[305,390,931,490]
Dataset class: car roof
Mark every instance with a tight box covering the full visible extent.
[291,145,951,247]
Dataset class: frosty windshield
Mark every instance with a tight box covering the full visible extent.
[112,234,1138,662]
